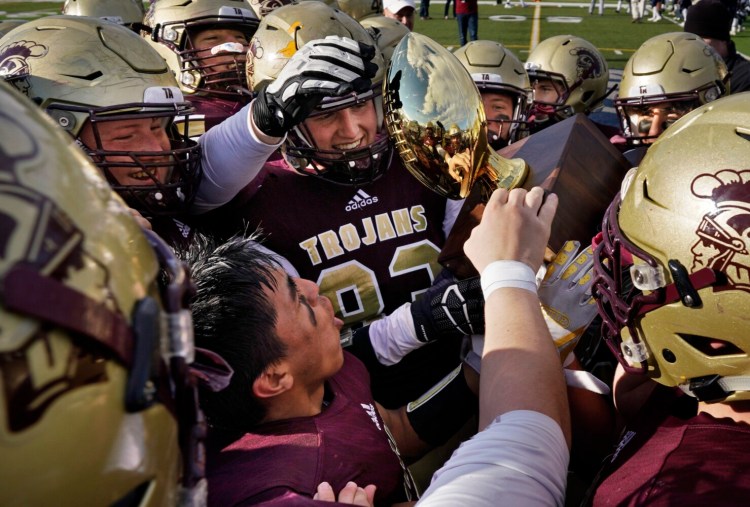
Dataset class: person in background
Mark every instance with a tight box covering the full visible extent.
[419,0,431,20]
[649,0,664,21]
[684,0,750,93]
[455,0,478,46]
[631,0,647,22]
[589,0,604,15]
[444,0,455,19]
[383,0,416,30]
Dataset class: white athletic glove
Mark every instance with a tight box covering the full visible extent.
[538,240,598,363]
[252,36,377,137]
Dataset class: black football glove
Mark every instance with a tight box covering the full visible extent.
[252,36,378,137]
[410,270,485,342]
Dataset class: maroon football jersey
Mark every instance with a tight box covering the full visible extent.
[593,390,750,506]
[177,95,247,138]
[205,353,415,506]
[202,158,448,327]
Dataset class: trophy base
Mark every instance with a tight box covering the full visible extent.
[439,114,631,279]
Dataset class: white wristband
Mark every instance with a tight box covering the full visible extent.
[480,260,538,299]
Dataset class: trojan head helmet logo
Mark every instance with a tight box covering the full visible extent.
[0,41,48,94]
[570,46,603,82]
[691,169,750,293]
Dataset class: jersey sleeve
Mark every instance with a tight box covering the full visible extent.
[193,102,284,214]
[417,410,569,507]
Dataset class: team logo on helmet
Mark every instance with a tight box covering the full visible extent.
[0,109,107,433]
[570,47,603,81]
[251,0,294,17]
[0,41,48,94]
[247,38,264,89]
[691,169,750,293]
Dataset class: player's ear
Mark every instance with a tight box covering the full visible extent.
[253,361,293,399]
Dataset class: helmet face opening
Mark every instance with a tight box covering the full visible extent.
[480,90,531,149]
[453,41,532,149]
[615,84,724,144]
[51,102,202,217]
[284,91,393,186]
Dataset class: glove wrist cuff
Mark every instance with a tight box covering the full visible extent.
[480,260,537,299]
[251,92,286,138]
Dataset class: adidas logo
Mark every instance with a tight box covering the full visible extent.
[346,189,379,212]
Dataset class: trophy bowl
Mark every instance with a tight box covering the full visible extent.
[383,32,529,200]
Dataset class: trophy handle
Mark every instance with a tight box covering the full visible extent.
[478,147,530,195]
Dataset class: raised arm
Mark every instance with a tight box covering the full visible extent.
[464,187,569,439]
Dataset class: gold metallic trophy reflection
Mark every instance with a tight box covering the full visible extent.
[384,32,529,201]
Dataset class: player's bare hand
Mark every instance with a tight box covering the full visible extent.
[314,481,376,506]
[464,187,558,274]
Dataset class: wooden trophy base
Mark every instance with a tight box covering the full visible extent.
[439,114,631,279]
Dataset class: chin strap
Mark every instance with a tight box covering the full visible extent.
[679,374,750,403]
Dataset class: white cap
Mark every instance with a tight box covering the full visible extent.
[383,0,416,13]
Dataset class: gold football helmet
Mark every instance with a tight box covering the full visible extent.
[593,93,750,403]
[143,0,259,98]
[615,32,728,145]
[360,14,409,63]
[338,0,383,20]
[62,0,145,28]
[0,81,206,506]
[454,40,532,149]
[248,2,391,185]
[0,15,201,217]
[525,34,609,123]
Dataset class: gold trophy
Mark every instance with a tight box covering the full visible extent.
[384,33,631,278]
[383,33,529,202]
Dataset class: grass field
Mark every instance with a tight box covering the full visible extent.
[1,0,748,70]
